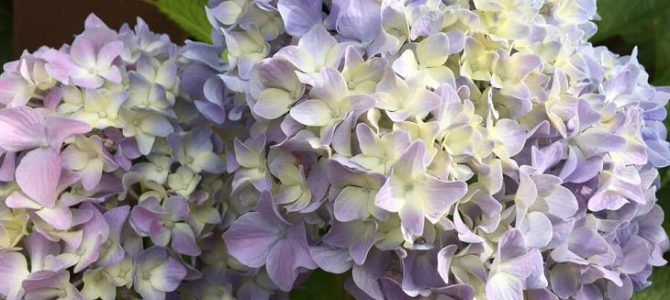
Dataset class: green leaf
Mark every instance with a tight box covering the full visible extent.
[290,270,354,300]
[634,266,670,300]
[592,0,670,42]
[148,0,212,43]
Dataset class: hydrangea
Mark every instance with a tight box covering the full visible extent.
[0,15,226,300]
[189,0,669,299]
[0,0,668,299]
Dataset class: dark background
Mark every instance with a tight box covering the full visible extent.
[1,0,187,62]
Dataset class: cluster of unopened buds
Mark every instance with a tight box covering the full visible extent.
[0,0,669,299]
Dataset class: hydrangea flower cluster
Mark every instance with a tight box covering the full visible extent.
[188,0,670,299]
[0,15,227,300]
[1,0,669,299]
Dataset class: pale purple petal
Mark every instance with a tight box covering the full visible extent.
[16,147,62,208]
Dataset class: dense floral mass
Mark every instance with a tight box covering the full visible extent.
[0,0,669,299]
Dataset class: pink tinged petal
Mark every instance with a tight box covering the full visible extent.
[164,196,189,220]
[425,66,455,88]
[96,41,124,70]
[35,206,73,230]
[45,116,91,148]
[300,26,338,65]
[129,205,159,235]
[193,151,226,174]
[416,33,451,67]
[392,141,427,178]
[222,212,279,268]
[524,250,547,289]
[491,119,526,157]
[333,222,377,265]
[151,227,171,247]
[6,192,42,209]
[487,273,524,300]
[266,222,315,291]
[310,67,349,103]
[335,0,381,43]
[150,257,187,292]
[71,72,104,89]
[275,47,312,73]
[417,178,467,223]
[392,50,419,79]
[572,131,626,158]
[509,53,543,79]
[331,113,355,156]
[140,114,173,137]
[309,246,353,274]
[80,159,104,191]
[209,1,241,25]
[437,245,457,284]
[618,236,650,274]
[398,201,425,240]
[0,151,16,181]
[568,227,611,259]
[374,176,401,212]
[41,49,77,84]
[70,36,97,68]
[542,185,578,220]
[22,270,68,295]
[135,134,156,156]
[550,263,579,299]
[453,209,482,243]
[171,223,201,256]
[344,94,376,113]
[61,145,89,171]
[520,212,553,248]
[498,229,528,261]
[334,186,371,222]
[74,234,104,273]
[266,239,300,291]
[408,89,442,119]
[253,88,294,120]
[194,100,225,124]
[16,147,62,208]
[0,252,29,298]
[0,107,47,152]
[277,0,323,36]
[351,265,384,300]
[290,99,332,126]
[355,123,382,156]
[98,66,122,83]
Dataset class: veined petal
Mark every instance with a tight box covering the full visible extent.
[277,0,323,36]
[16,147,62,208]
[96,41,124,70]
[253,88,294,119]
[486,273,523,300]
[35,205,73,230]
[171,223,201,256]
[0,107,47,151]
[416,178,467,223]
[290,99,332,126]
[222,212,279,268]
[149,257,187,292]
[416,33,450,67]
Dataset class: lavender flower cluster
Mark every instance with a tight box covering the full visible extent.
[0,0,669,299]
[0,15,226,300]
[195,0,670,299]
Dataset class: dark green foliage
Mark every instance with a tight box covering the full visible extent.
[290,269,355,300]
[148,0,212,43]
